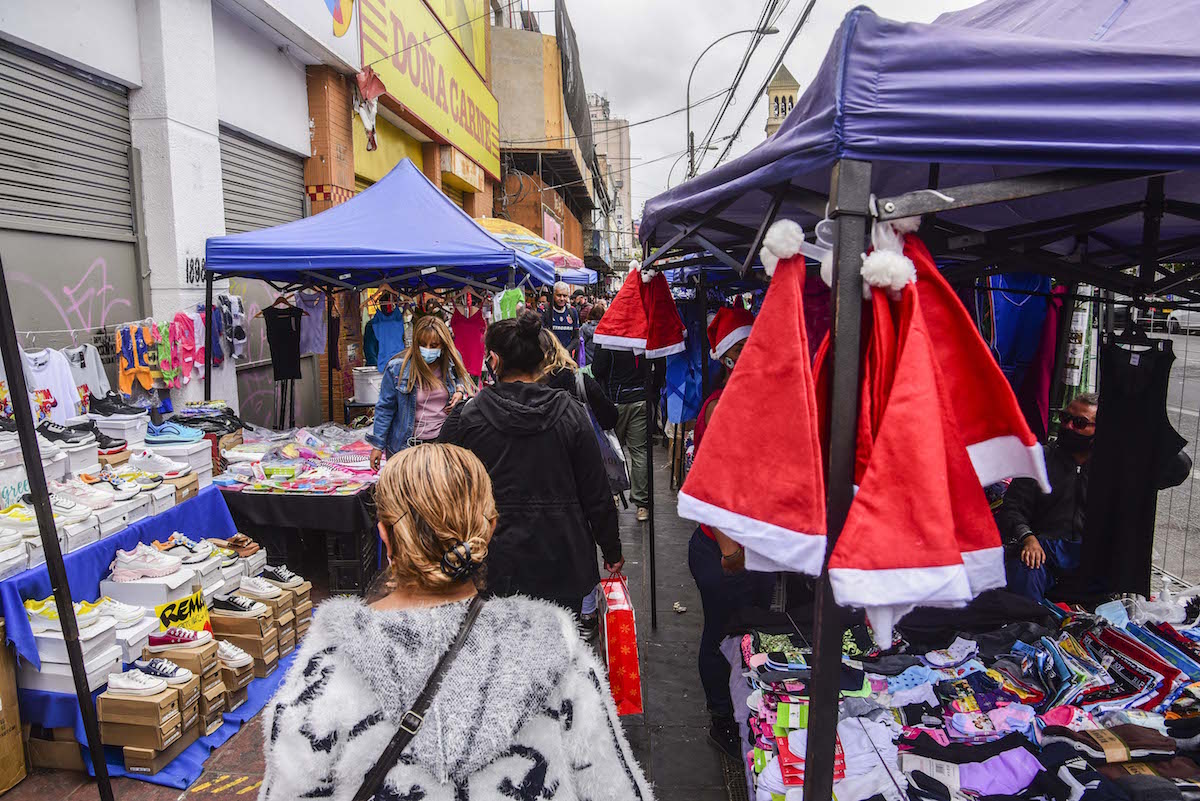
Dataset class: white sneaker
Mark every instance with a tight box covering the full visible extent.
[24,597,101,632]
[15,494,91,527]
[129,450,191,478]
[133,657,194,685]
[0,527,19,549]
[35,434,61,458]
[49,480,113,511]
[217,640,252,669]
[110,544,182,581]
[91,597,146,626]
[161,532,214,564]
[239,575,281,599]
[107,669,167,696]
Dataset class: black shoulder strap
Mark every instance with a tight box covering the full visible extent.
[352,596,485,801]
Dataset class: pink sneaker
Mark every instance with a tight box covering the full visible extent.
[147,626,212,652]
[109,544,182,581]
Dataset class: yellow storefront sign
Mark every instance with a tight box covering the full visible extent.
[427,0,488,74]
[360,0,500,179]
[154,589,210,633]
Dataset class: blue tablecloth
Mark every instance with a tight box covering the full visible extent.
[1,485,237,668]
[20,651,296,788]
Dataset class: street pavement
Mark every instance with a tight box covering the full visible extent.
[1154,333,1200,586]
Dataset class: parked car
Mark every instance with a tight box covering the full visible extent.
[1169,309,1200,334]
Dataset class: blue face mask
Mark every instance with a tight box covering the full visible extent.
[420,347,442,364]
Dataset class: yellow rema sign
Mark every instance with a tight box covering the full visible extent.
[361,0,500,179]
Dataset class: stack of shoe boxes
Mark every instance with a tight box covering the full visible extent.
[97,683,192,774]
[212,602,278,679]
[20,620,120,694]
[152,441,215,489]
[142,640,224,736]
[223,655,252,714]
[164,472,199,504]
[114,616,158,664]
[293,580,313,640]
[260,589,293,671]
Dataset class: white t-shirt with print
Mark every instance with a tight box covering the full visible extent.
[22,348,81,425]
[62,344,111,412]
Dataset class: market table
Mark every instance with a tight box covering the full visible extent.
[219,486,378,594]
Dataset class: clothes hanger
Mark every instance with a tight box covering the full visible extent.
[1113,309,1153,350]
[255,294,309,318]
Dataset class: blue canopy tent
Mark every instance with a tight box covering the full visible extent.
[557,266,598,285]
[200,158,556,405]
[639,3,1200,797]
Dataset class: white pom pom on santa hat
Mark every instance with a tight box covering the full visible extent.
[759,219,806,277]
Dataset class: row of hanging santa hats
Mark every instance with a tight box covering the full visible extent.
[675,217,1049,644]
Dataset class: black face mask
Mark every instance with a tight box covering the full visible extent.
[1057,426,1095,454]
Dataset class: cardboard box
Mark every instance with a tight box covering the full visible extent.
[143,638,217,676]
[98,449,132,468]
[261,588,293,618]
[244,549,267,577]
[25,725,84,772]
[147,440,212,473]
[147,483,176,516]
[101,566,196,609]
[199,680,226,718]
[278,630,295,658]
[291,580,312,605]
[203,709,224,736]
[93,493,151,536]
[175,674,200,711]
[114,616,157,665]
[253,653,278,679]
[0,624,25,792]
[180,700,200,735]
[225,685,247,713]
[61,516,100,553]
[196,465,213,490]
[122,725,199,776]
[210,607,273,637]
[296,619,311,640]
[220,661,253,692]
[218,559,245,586]
[200,662,221,695]
[294,598,313,623]
[165,472,199,504]
[220,629,278,662]
[19,644,119,694]
[35,617,116,664]
[97,685,180,727]
[63,443,99,474]
[276,609,295,632]
[100,717,182,751]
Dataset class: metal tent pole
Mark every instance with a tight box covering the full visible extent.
[803,159,873,801]
[203,273,214,400]
[645,359,657,632]
[698,271,710,400]
[326,290,335,422]
[0,258,115,801]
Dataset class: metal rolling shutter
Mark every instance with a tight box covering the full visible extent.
[219,127,304,234]
[443,184,465,209]
[0,41,133,240]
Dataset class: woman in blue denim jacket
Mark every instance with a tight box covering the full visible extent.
[368,316,473,469]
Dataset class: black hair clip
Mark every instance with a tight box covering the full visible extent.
[440,541,476,579]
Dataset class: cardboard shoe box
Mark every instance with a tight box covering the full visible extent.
[243,549,267,577]
[0,623,26,792]
[291,580,312,606]
[100,717,182,751]
[98,449,131,469]
[165,472,200,504]
[225,685,248,714]
[35,617,116,664]
[174,674,201,712]
[278,629,296,658]
[294,598,313,624]
[100,567,196,609]
[276,609,295,642]
[220,661,253,693]
[199,679,226,718]
[220,627,278,661]
[253,652,278,679]
[122,726,199,776]
[261,588,293,620]
[115,616,158,665]
[142,637,218,677]
[97,685,180,727]
[25,725,84,772]
[19,643,119,694]
[147,483,176,516]
[180,699,200,735]
[203,708,224,737]
[210,607,273,637]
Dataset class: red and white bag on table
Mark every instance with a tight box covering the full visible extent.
[599,574,643,715]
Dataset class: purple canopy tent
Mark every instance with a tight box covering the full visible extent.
[639,3,1200,799]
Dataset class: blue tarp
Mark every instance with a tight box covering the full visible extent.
[558,267,598,285]
[642,1,1200,266]
[206,159,556,287]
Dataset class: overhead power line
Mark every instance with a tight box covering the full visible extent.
[713,0,817,167]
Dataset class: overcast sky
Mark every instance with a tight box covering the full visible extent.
[524,0,978,220]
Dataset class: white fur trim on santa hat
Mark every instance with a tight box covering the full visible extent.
[641,268,657,283]
[645,340,686,358]
[966,436,1051,493]
[678,491,827,577]
[960,546,1007,595]
[892,216,922,234]
[861,249,916,293]
[759,219,806,277]
[830,562,974,644]
[628,259,641,273]
[710,325,754,360]
[592,333,647,353]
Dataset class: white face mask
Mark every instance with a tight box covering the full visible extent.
[420,347,442,364]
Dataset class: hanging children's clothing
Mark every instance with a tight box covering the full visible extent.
[62,343,111,413]
[262,305,304,380]
[296,291,327,355]
[23,348,81,425]
[117,324,155,394]
[219,294,248,361]
[451,307,486,378]
[369,307,407,370]
[171,312,197,385]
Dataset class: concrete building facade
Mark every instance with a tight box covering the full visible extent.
[589,93,635,266]
[765,64,799,137]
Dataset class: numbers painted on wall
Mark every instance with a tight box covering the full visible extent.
[185,256,207,285]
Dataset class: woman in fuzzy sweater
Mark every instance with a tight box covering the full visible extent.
[259,444,653,801]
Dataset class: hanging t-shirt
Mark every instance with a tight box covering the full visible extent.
[450,308,486,377]
[261,306,303,381]
[23,348,81,425]
[495,288,523,321]
[371,308,407,371]
[295,291,327,356]
[986,273,1050,389]
[62,343,111,413]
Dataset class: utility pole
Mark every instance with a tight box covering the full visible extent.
[688,131,695,180]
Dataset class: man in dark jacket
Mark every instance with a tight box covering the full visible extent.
[438,379,621,610]
[592,344,662,521]
[998,393,1096,602]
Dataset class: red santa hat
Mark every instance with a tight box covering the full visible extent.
[677,254,827,576]
[593,262,650,353]
[641,270,687,358]
[707,306,756,359]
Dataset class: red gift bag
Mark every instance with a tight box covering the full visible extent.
[599,575,643,715]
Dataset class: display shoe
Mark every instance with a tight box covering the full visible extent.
[35,420,95,448]
[129,450,190,478]
[207,543,238,568]
[217,640,252,669]
[107,669,167,696]
[48,479,114,510]
[212,594,267,618]
[35,434,61,459]
[134,657,193,685]
[88,391,147,420]
[0,504,37,531]
[238,575,281,599]
[83,596,145,626]
[260,564,302,589]
[146,421,204,444]
[0,527,19,550]
[147,626,212,652]
[69,420,126,455]
[109,544,182,581]
[208,533,259,558]
[24,597,101,632]
[153,532,214,564]
[79,468,140,500]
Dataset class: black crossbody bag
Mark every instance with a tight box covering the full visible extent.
[351,595,485,801]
